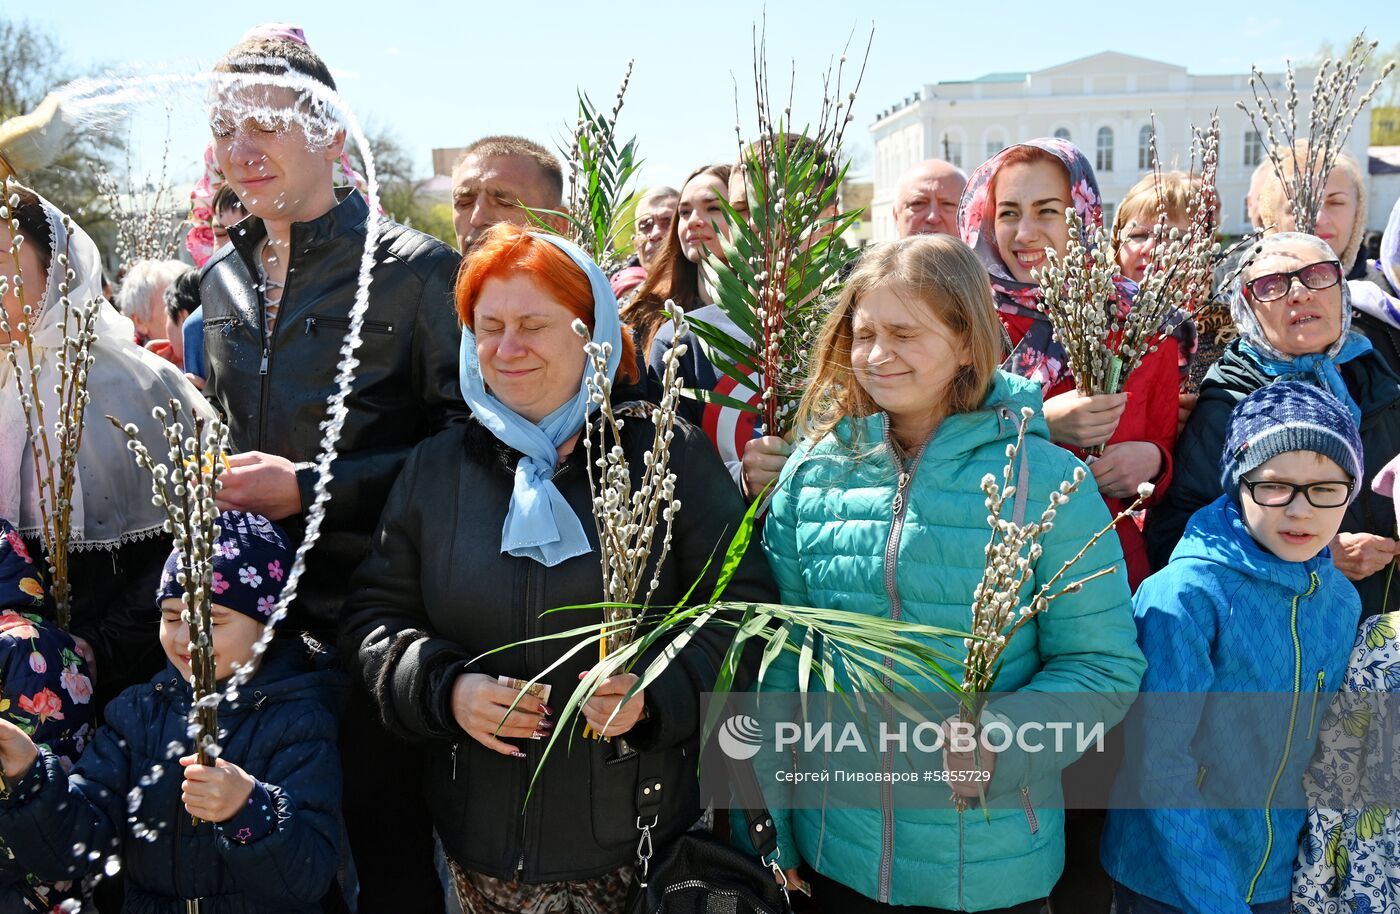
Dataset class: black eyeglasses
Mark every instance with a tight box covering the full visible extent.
[1244,260,1343,303]
[1240,477,1353,509]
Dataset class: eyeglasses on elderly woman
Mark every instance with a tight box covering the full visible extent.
[1244,260,1343,303]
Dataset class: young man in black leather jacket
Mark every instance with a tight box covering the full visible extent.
[199,32,466,913]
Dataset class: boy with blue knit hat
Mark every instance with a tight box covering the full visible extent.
[1102,381,1364,914]
[0,511,347,912]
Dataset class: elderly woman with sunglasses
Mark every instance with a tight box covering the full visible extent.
[1145,232,1400,618]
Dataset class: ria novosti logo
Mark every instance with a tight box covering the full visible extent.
[717,715,765,760]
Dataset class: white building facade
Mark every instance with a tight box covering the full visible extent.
[869,52,1373,242]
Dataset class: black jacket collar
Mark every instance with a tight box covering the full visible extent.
[228,187,367,264]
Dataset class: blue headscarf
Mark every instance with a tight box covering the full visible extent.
[459,233,623,567]
[1231,232,1372,424]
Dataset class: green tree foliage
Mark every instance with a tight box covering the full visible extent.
[345,122,455,247]
[0,16,118,263]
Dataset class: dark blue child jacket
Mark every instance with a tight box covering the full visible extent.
[0,638,346,913]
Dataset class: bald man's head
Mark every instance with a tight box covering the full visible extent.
[893,159,968,238]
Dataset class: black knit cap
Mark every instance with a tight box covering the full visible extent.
[1220,381,1363,503]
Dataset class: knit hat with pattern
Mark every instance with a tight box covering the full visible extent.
[1220,381,1363,504]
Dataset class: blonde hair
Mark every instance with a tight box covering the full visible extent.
[1111,170,1215,249]
[1256,141,1367,269]
[795,234,1003,447]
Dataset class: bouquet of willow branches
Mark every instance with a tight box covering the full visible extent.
[0,181,98,630]
[956,408,1151,810]
[1031,213,1131,396]
[108,401,229,822]
[94,122,184,267]
[531,62,641,275]
[569,306,688,737]
[1238,33,1395,234]
[479,482,971,800]
[689,22,872,437]
[575,305,687,659]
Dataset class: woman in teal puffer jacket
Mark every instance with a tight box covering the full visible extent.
[755,235,1146,913]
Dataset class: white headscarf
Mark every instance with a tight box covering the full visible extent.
[0,192,214,549]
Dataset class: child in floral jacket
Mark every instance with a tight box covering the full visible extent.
[1293,452,1400,913]
[0,511,346,913]
[0,517,95,911]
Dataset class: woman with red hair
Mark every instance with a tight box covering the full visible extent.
[343,223,775,911]
[958,139,1183,590]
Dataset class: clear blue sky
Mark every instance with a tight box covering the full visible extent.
[18,1,1397,190]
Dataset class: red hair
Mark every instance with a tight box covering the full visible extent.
[456,224,639,385]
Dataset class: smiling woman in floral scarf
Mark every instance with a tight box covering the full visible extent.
[957,138,1186,589]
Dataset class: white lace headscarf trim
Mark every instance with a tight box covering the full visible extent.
[0,193,214,550]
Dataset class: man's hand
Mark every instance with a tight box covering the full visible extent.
[215,452,302,520]
[1330,532,1400,581]
[180,755,257,823]
[1042,391,1128,449]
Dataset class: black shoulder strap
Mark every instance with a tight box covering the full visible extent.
[635,750,778,860]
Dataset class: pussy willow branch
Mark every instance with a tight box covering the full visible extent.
[108,403,227,823]
[0,182,97,630]
[724,18,872,433]
[95,111,183,267]
[1120,114,1224,374]
[574,304,688,657]
[955,409,1147,811]
[1238,34,1395,233]
[1032,213,1121,395]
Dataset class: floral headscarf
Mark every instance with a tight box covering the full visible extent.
[956,138,1212,393]
[958,139,1113,389]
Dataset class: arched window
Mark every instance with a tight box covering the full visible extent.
[1053,127,1071,141]
[1096,126,1114,172]
[1137,125,1154,170]
[1244,130,1263,167]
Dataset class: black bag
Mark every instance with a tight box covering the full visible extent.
[627,750,791,914]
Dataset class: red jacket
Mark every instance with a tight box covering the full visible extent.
[1001,312,1180,590]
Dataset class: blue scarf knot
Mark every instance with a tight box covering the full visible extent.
[458,233,624,567]
[1239,332,1372,425]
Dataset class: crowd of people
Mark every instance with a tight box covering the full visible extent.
[0,20,1398,914]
